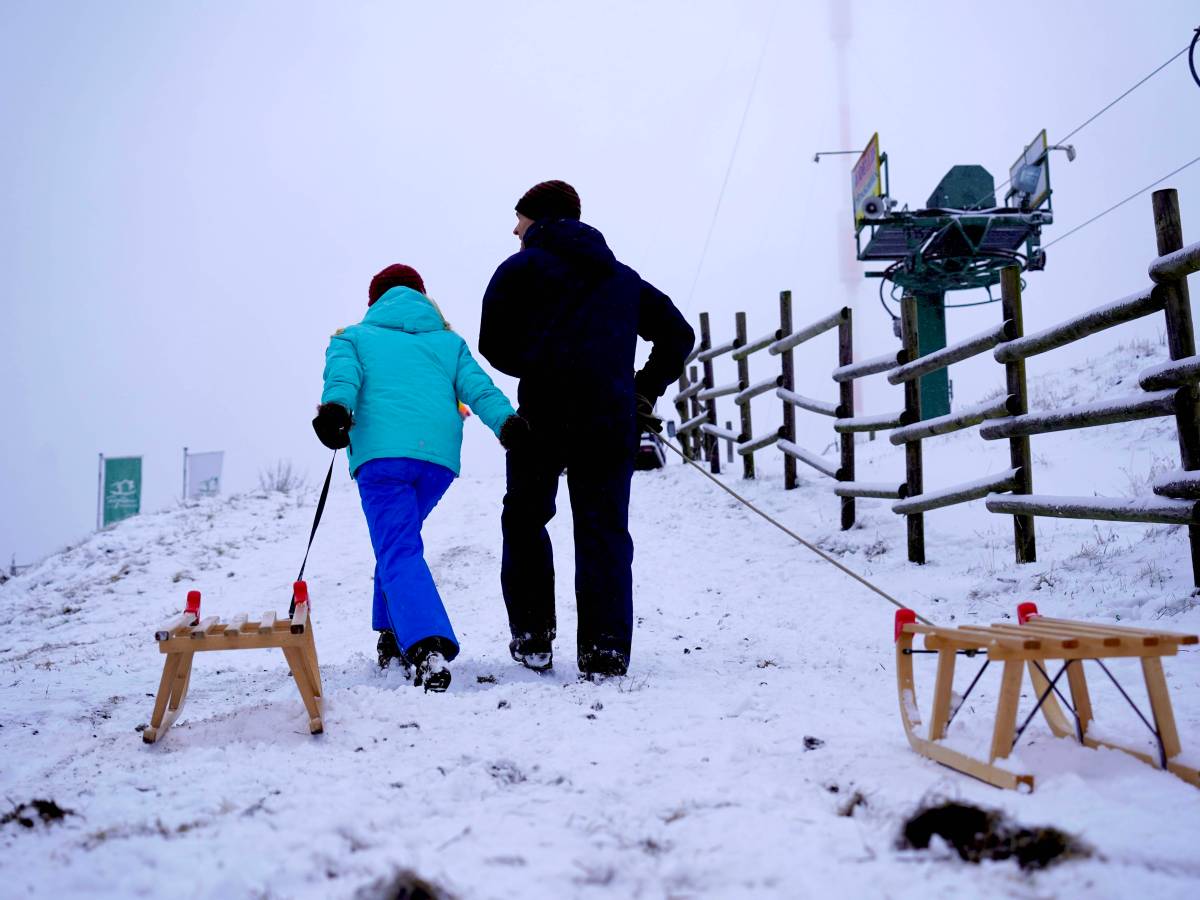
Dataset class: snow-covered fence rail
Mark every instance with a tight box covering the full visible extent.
[992,287,1163,364]
[1148,239,1200,284]
[887,320,1015,386]
[982,189,1200,585]
[978,389,1183,439]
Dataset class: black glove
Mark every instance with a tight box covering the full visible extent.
[499,415,532,451]
[635,394,663,435]
[312,403,352,450]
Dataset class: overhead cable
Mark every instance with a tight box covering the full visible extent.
[1044,154,1200,249]
[683,0,781,314]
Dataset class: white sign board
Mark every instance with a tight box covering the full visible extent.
[186,450,224,500]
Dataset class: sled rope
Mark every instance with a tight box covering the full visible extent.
[657,436,933,625]
[297,449,337,584]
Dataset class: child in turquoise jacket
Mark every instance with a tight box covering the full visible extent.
[314,264,527,691]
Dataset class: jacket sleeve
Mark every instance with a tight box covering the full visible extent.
[479,254,536,377]
[320,331,362,415]
[633,279,696,401]
[454,339,516,437]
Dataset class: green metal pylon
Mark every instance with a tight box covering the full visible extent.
[914,291,949,419]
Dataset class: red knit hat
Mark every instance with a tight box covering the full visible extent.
[368,264,426,305]
[515,180,581,222]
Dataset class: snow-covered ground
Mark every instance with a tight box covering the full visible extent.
[3,342,1200,898]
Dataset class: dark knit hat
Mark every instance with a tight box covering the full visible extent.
[368,264,425,305]
[515,180,581,222]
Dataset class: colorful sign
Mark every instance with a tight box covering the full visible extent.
[851,132,882,230]
[1009,129,1050,211]
[101,455,142,527]
[185,450,224,500]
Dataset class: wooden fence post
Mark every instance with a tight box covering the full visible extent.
[699,312,721,474]
[1000,266,1037,563]
[779,291,797,489]
[900,295,925,564]
[1152,188,1200,585]
[674,373,692,460]
[838,309,855,529]
[735,311,755,479]
[688,365,703,460]
[725,421,735,462]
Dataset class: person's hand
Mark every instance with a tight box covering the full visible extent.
[635,394,663,435]
[312,403,352,449]
[499,415,532,451]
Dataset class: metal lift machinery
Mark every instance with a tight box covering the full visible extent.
[850,131,1069,417]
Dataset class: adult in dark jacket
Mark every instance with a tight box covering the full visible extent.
[479,180,695,676]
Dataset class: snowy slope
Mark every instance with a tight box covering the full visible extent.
[2,342,1200,899]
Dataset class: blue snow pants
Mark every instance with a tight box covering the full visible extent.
[356,457,458,660]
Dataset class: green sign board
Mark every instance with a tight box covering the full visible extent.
[101,455,142,527]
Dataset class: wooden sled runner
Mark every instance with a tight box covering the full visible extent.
[895,602,1198,791]
[143,581,324,743]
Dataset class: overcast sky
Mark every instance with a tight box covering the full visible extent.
[3,1,1198,565]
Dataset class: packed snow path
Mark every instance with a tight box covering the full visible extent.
[4,348,1200,898]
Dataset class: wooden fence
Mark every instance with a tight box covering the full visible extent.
[669,188,1200,584]
[671,292,864,528]
[982,188,1200,583]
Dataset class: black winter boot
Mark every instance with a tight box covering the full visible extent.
[377,630,403,670]
[409,637,453,693]
[509,633,553,672]
[578,647,628,678]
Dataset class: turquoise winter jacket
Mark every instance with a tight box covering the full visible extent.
[320,286,516,476]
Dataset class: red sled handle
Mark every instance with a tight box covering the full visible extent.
[185,590,202,621]
[292,580,309,607]
[894,608,917,642]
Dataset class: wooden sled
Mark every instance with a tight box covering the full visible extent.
[143,581,324,743]
[895,602,1198,791]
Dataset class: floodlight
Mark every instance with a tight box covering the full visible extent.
[1013,164,1042,195]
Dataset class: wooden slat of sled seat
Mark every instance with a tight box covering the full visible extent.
[1030,615,1197,645]
[985,624,1078,651]
[190,616,219,638]
[1012,621,1124,651]
[950,626,1045,653]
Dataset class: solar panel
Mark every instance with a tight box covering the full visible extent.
[861,224,937,260]
[979,224,1033,252]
